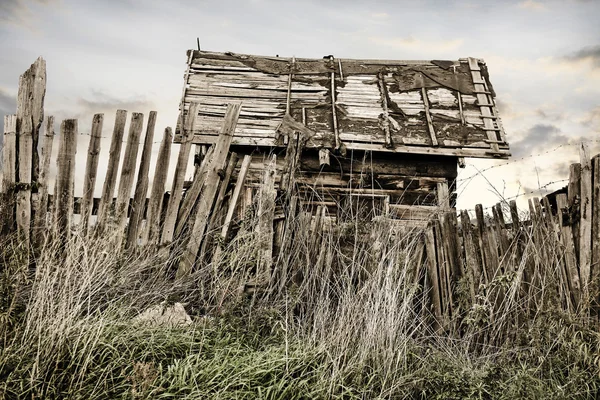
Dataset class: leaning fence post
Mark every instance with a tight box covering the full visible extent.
[179,103,241,277]
[54,119,78,244]
[144,127,173,245]
[31,116,55,246]
[80,114,104,235]
[114,112,144,247]
[126,111,157,249]
[579,144,593,304]
[1,115,18,234]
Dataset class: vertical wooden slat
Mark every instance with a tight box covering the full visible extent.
[568,163,582,264]
[2,115,18,234]
[579,144,593,296]
[461,210,478,300]
[144,127,173,245]
[54,120,78,242]
[493,203,509,257]
[556,193,579,310]
[16,91,33,243]
[126,111,157,248]
[220,155,252,242]
[200,152,239,257]
[162,102,201,244]
[424,224,442,330]
[179,103,241,276]
[96,110,128,232]
[591,155,600,311]
[475,204,490,283]
[80,114,104,234]
[437,182,450,209]
[114,112,144,245]
[174,146,215,238]
[31,116,55,245]
[422,87,438,147]
[256,155,277,282]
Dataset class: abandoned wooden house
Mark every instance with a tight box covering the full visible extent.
[175,50,510,225]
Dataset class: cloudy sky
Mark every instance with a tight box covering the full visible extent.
[1,0,599,212]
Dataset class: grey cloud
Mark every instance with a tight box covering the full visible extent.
[510,123,569,157]
[564,45,600,68]
[0,0,56,28]
[535,108,564,122]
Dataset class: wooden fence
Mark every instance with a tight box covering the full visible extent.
[2,58,600,319]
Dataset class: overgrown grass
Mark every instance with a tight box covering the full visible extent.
[1,208,599,399]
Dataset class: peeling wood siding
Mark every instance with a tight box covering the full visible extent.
[176,50,509,159]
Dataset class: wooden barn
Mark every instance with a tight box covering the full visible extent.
[175,50,510,225]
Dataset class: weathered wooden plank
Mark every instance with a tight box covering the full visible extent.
[461,210,479,299]
[556,193,579,311]
[174,146,215,238]
[568,163,582,264]
[126,111,157,248]
[31,116,54,245]
[54,120,78,242]
[422,88,438,146]
[424,224,443,329]
[592,155,600,310]
[179,103,241,276]
[219,155,252,241]
[436,182,450,208]
[96,110,128,233]
[144,127,173,245]
[579,144,593,297]
[16,86,34,243]
[256,155,277,282]
[2,115,18,234]
[114,112,144,246]
[162,102,201,244]
[80,114,104,234]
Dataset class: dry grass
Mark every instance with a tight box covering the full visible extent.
[1,204,599,399]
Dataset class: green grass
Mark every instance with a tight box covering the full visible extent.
[1,212,600,399]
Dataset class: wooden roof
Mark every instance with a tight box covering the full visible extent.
[175,50,510,159]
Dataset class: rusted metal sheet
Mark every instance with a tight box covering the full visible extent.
[176,50,510,159]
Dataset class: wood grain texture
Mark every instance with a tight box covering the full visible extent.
[125,111,157,248]
[32,116,55,245]
[80,114,103,234]
[579,144,593,296]
[97,110,128,232]
[179,103,241,276]
[54,119,78,243]
[162,102,201,244]
[144,127,173,244]
[114,112,144,246]
[2,115,18,233]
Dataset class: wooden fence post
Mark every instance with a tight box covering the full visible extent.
[96,110,128,233]
[54,119,78,243]
[126,111,157,248]
[114,112,144,246]
[579,144,593,300]
[80,114,103,234]
[591,155,600,312]
[31,116,55,245]
[2,115,18,234]
[162,102,201,244]
[144,127,173,245]
[556,193,580,310]
[179,103,241,277]
[256,155,277,283]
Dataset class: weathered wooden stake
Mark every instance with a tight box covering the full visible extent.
[126,111,157,248]
[54,119,78,243]
[96,110,128,232]
[179,103,241,277]
[144,127,173,245]
[114,112,144,246]
[31,116,55,245]
[579,144,593,297]
[256,155,277,282]
[2,115,18,234]
[162,102,201,244]
[80,114,103,234]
